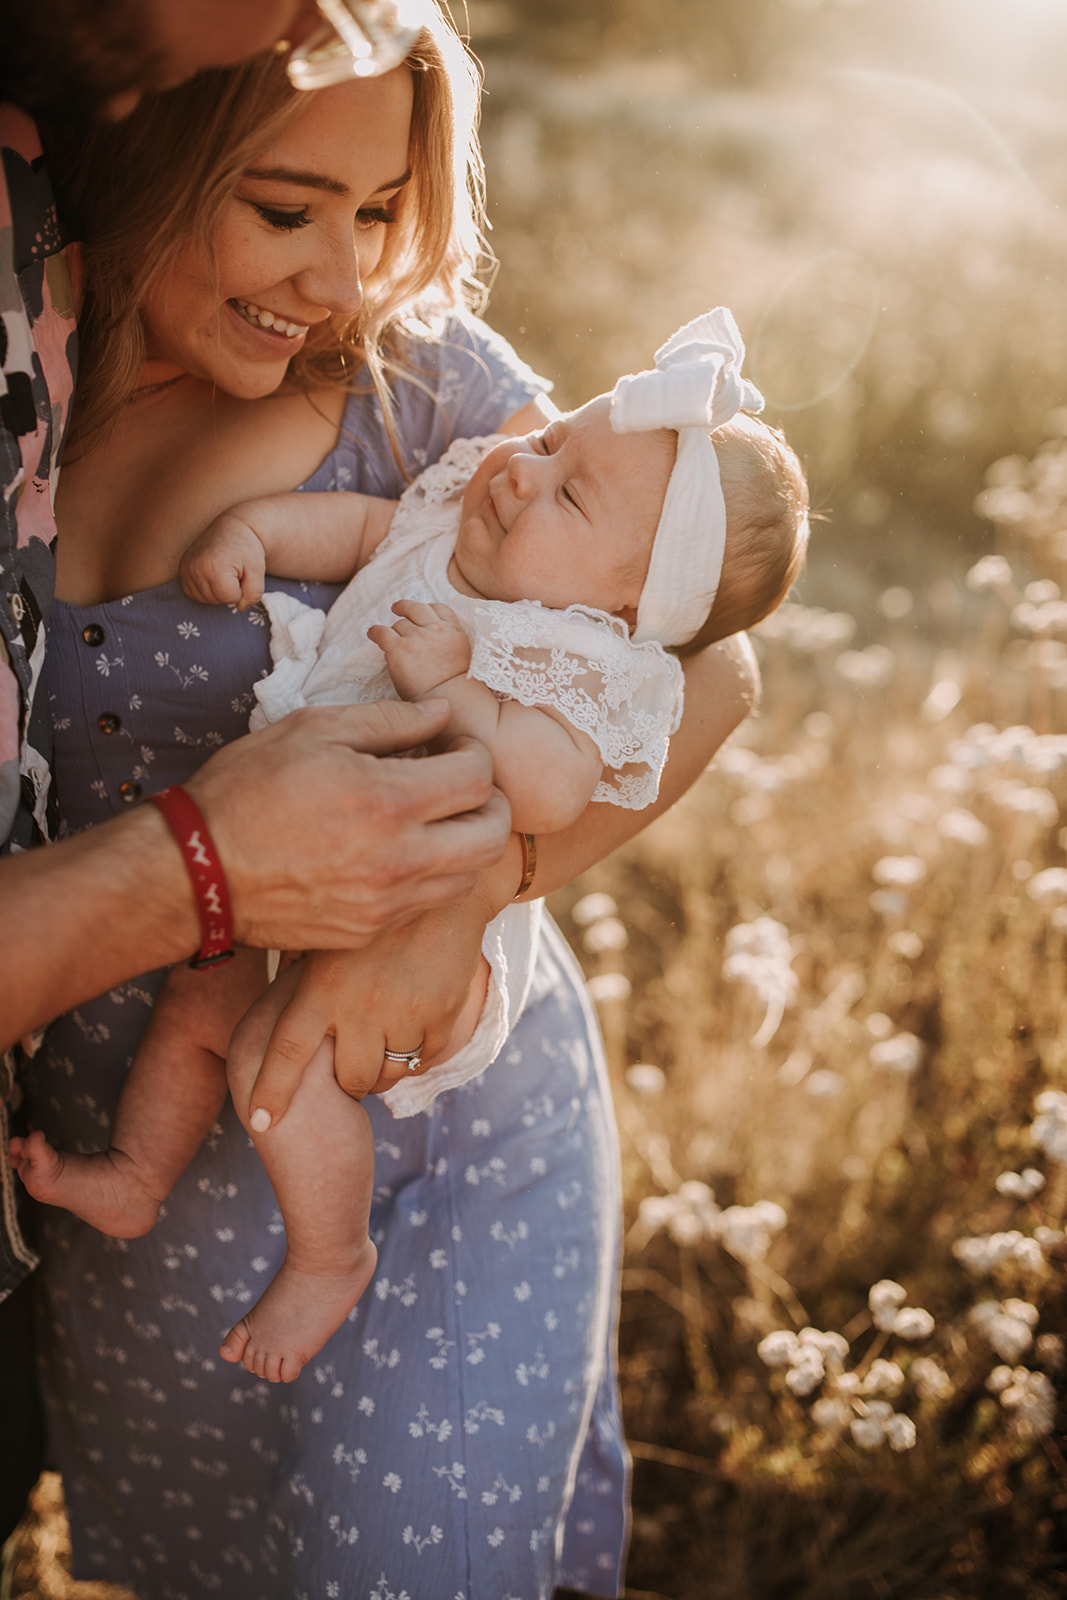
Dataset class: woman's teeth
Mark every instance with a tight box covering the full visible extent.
[233,300,306,338]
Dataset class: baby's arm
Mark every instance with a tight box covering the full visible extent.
[180,491,398,609]
[369,599,603,834]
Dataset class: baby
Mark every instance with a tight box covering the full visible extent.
[12,309,809,1383]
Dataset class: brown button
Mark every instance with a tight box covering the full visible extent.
[118,779,142,804]
[82,623,105,647]
[97,712,121,735]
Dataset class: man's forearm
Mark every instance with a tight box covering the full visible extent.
[1,804,198,1049]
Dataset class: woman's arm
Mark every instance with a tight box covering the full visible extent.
[237,633,758,1118]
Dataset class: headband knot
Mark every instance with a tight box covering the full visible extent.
[610,307,764,646]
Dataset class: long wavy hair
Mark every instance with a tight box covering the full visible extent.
[46,2,490,463]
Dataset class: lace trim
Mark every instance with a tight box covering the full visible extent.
[469,600,684,810]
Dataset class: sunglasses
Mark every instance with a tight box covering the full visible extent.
[287,0,432,88]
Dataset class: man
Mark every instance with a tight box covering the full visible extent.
[0,0,511,1542]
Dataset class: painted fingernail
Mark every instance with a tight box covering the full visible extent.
[250,1107,272,1133]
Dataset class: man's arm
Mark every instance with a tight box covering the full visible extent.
[0,697,510,1051]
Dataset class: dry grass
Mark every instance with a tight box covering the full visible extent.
[11,5,1067,1595]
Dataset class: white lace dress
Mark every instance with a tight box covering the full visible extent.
[251,436,686,1113]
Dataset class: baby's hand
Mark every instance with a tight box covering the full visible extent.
[368,598,473,701]
[180,512,267,610]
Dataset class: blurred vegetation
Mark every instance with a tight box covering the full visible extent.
[476,2,1067,1595]
[11,3,1067,1596]
[474,0,1067,609]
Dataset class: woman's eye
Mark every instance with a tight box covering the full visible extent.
[252,203,310,232]
[356,205,397,231]
[561,484,577,508]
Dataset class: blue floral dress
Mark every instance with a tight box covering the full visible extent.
[28,316,629,1600]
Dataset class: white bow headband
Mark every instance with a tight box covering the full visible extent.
[610,307,764,646]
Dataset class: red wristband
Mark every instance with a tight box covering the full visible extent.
[148,785,235,969]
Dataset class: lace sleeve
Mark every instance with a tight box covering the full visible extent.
[468,601,685,810]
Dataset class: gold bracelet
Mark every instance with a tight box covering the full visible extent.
[514,832,537,899]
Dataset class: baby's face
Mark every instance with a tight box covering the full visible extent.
[451,396,675,624]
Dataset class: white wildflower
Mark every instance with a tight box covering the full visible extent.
[1035,1333,1065,1372]
[849,1414,885,1451]
[869,1033,923,1075]
[571,893,618,925]
[785,1350,825,1397]
[999,1368,1057,1438]
[988,781,1058,826]
[885,1413,917,1451]
[723,917,798,1045]
[581,917,628,954]
[966,555,1014,592]
[887,930,923,960]
[804,1070,846,1098]
[892,1307,936,1341]
[757,1330,800,1369]
[586,973,631,1004]
[811,1396,851,1434]
[1031,1090,1067,1164]
[637,1180,720,1248]
[1035,1225,1066,1252]
[625,1063,666,1097]
[1027,869,1067,905]
[798,1328,849,1365]
[995,1168,1046,1200]
[953,1230,1042,1276]
[836,645,895,689]
[937,808,990,847]
[718,1201,788,1264]
[836,1371,861,1396]
[910,1357,953,1401]
[971,1298,1036,1363]
[871,856,927,888]
[986,1364,1014,1393]
[862,1359,905,1397]
[866,1012,894,1039]
[868,1280,908,1331]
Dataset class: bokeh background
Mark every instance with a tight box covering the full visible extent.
[11,3,1067,1597]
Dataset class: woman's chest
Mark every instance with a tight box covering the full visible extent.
[55,386,346,605]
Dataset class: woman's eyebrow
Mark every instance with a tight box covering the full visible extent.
[243,166,412,196]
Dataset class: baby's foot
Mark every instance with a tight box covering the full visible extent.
[9,1130,163,1238]
[219,1239,378,1383]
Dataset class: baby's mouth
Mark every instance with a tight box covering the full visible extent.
[232,299,308,339]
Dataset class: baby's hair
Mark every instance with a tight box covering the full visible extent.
[673,414,809,656]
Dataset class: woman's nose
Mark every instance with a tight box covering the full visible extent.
[298,233,364,317]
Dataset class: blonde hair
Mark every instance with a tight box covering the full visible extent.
[46,3,488,458]
[673,414,810,655]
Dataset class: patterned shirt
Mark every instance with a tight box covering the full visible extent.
[0,104,80,1296]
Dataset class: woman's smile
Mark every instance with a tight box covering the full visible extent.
[230,298,310,340]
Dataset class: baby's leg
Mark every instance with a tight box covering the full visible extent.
[220,1036,377,1383]
[10,951,268,1237]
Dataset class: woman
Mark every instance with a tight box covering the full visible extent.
[28,13,756,1598]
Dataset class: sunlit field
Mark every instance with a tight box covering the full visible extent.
[9,1,1067,1595]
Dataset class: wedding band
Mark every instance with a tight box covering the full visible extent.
[383,1043,424,1074]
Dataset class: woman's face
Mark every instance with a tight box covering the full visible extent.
[141,65,415,398]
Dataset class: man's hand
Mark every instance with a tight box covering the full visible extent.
[368,598,473,701]
[185,699,510,951]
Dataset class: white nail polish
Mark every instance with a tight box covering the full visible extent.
[250,1108,272,1133]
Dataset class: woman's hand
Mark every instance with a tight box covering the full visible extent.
[227,885,496,1127]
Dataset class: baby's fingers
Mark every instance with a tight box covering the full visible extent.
[390,598,440,626]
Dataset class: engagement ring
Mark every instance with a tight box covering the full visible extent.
[383,1043,424,1074]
